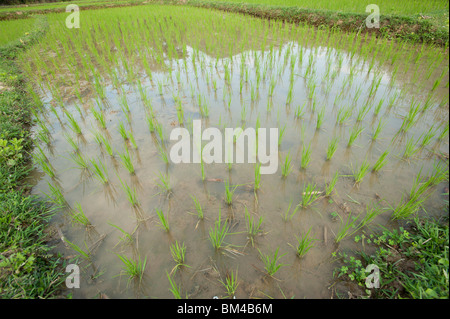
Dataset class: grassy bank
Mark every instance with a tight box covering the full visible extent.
[0,16,66,298]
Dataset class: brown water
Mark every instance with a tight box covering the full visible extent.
[27,22,449,299]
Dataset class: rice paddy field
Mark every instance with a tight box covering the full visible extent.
[1,1,449,299]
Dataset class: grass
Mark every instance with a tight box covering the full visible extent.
[219,269,239,298]
[156,208,170,232]
[119,148,135,175]
[372,149,390,172]
[258,247,287,277]
[325,170,339,196]
[244,207,264,247]
[170,240,189,273]
[224,179,238,205]
[348,126,365,147]
[190,194,204,220]
[115,253,147,288]
[351,160,371,184]
[289,228,316,258]
[301,183,321,208]
[281,151,293,178]
[70,202,92,229]
[209,209,230,250]
[300,143,311,169]
[326,137,339,161]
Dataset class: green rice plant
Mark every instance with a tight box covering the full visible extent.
[91,107,106,129]
[166,271,182,299]
[190,195,204,220]
[64,110,82,135]
[146,114,155,133]
[119,122,128,141]
[316,107,325,130]
[281,152,293,178]
[420,126,437,147]
[300,143,311,169]
[224,180,238,205]
[334,212,361,243]
[254,162,261,191]
[372,150,390,172]
[70,202,92,228]
[437,123,449,141]
[372,119,386,141]
[288,228,315,258]
[351,160,371,184]
[300,183,321,208]
[258,247,287,277]
[278,124,286,146]
[336,105,352,125]
[374,98,384,116]
[295,102,306,118]
[348,126,364,147]
[100,134,114,156]
[219,269,239,298]
[118,177,139,207]
[244,207,264,247]
[90,158,109,184]
[157,172,172,194]
[64,239,92,261]
[209,209,229,250]
[427,161,449,186]
[108,222,134,246]
[119,148,135,175]
[127,130,138,149]
[115,253,147,288]
[282,199,300,221]
[356,102,371,122]
[156,208,170,232]
[326,137,339,160]
[64,133,79,153]
[43,182,66,207]
[170,241,190,273]
[36,130,51,145]
[325,170,339,196]
[70,151,89,171]
[157,143,169,165]
[403,136,421,159]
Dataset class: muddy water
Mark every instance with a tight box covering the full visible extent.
[29,28,448,298]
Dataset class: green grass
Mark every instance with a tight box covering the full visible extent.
[258,247,287,277]
[156,208,170,232]
[209,209,230,250]
[219,269,239,298]
[115,253,147,288]
[289,227,316,258]
[244,207,264,247]
[170,240,190,273]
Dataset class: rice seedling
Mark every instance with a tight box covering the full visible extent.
[170,240,190,274]
[90,157,109,184]
[254,162,261,191]
[351,160,371,184]
[420,126,437,147]
[156,172,172,194]
[244,207,264,247]
[70,202,92,229]
[258,247,287,277]
[372,149,390,172]
[108,222,134,247]
[288,228,316,258]
[100,134,114,156]
[348,126,364,147]
[64,110,82,135]
[295,101,306,118]
[427,161,449,186]
[64,239,92,262]
[127,130,138,149]
[190,195,204,220]
[219,269,239,298]
[316,107,325,130]
[300,143,311,169]
[166,271,182,299]
[118,177,140,207]
[278,124,286,146]
[115,253,147,288]
[334,212,360,243]
[119,122,128,141]
[403,136,421,159]
[157,143,169,165]
[326,137,339,160]
[372,119,386,141]
[64,133,79,153]
[300,183,321,208]
[70,151,89,171]
[209,209,230,250]
[91,107,106,129]
[437,122,449,141]
[281,152,293,178]
[224,180,238,206]
[325,170,339,196]
[43,182,66,207]
[156,208,170,232]
[119,148,135,175]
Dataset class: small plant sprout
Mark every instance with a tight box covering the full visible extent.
[219,269,239,298]
[190,194,204,220]
[281,151,293,178]
[157,171,172,194]
[254,162,261,191]
[90,158,109,184]
[115,253,147,288]
[170,240,190,273]
[348,126,364,147]
[118,176,140,207]
[289,228,316,258]
[209,208,230,250]
[70,202,92,229]
[224,179,238,205]
[156,208,170,232]
[119,148,135,175]
[258,247,287,277]
[166,271,183,299]
[326,137,339,160]
[244,207,264,247]
[325,170,339,196]
[352,160,371,184]
[372,149,390,172]
[301,183,321,208]
[301,143,312,169]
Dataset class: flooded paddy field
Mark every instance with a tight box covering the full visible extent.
[19,4,449,298]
